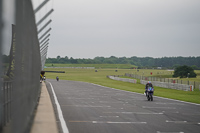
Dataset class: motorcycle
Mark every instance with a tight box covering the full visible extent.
[146,87,154,101]
[56,76,59,81]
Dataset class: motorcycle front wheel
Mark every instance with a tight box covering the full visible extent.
[150,95,153,101]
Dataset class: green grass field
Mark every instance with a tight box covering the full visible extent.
[44,67,200,104]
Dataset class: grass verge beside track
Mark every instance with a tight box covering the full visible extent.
[44,68,200,104]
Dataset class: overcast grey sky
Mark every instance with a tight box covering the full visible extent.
[40,0,200,58]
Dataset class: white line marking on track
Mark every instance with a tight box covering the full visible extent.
[61,105,111,108]
[48,82,69,133]
[100,116,119,118]
[103,112,163,115]
[92,121,147,124]
[157,131,184,133]
[90,83,200,106]
[67,97,95,99]
[155,103,185,105]
[69,121,147,124]
[182,113,200,115]
[142,106,176,109]
[99,101,124,103]
[166,120,187,123]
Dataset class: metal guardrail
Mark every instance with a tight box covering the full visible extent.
[107,75,137,84]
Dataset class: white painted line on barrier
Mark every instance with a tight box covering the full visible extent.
[48,82,69,133]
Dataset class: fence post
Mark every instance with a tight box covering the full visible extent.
[194,81,195,89]
[0,0,3,128]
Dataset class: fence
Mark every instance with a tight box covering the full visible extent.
[140,80,193,91]
[0,0,43,133]
[0,0,3,131]
[125,73,198,91]
[1,82,12,127]
[107,75,137,84]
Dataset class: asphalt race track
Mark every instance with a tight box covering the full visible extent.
[46,79,200,133]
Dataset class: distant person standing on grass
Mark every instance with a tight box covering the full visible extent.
[56,76,59,81]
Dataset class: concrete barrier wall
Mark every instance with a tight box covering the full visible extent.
[140,80,193,91]
[107,76,137,84]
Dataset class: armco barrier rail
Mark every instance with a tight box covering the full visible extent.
[107,75,137,84]
[140,80,193,91]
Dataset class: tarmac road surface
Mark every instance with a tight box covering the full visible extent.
[46,79,200,133]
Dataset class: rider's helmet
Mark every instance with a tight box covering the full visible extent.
[148,81,151,83]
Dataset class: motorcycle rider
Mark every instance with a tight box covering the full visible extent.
[145,81,153,96]
[56,76,59,81]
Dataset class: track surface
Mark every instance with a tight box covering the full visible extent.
[47,79,200,133]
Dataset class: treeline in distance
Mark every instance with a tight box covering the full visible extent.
[45,56,200,69]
